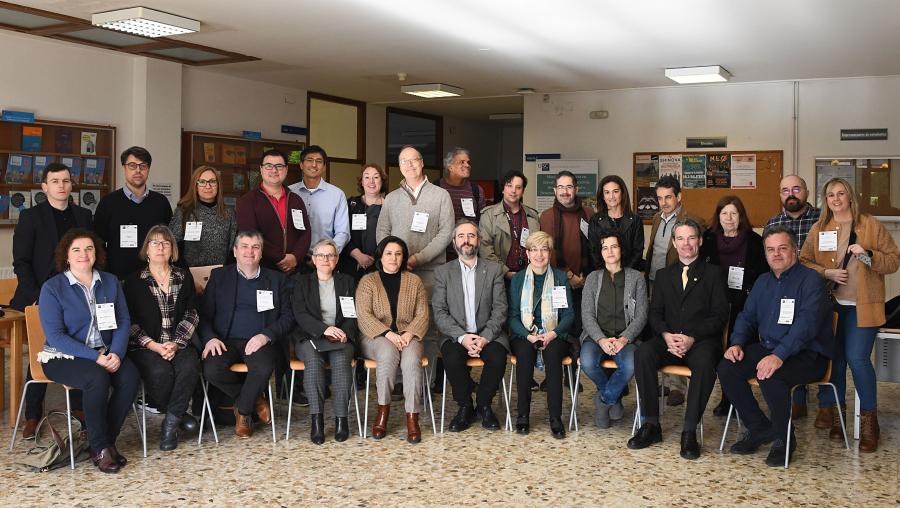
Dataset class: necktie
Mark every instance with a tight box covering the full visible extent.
[682,265,689,290]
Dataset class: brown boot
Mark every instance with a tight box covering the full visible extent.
[791,401,807,419]
[406,412,421,444]
[90,447,121,474]
[858,409,880,453]
[22,418,39,440]
[814,406,833,429]
[234,407,253,439]
[829,405,847,442]
[254,395,271,424]
[372,404,390,440]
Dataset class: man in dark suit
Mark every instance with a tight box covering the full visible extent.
[11,162,92,437]
[199,230,294,439]
[432,220,508,431]
[628,218,728,460]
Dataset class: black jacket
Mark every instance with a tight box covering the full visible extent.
[699,229,767,334]
[649,259,729,344]
[587,212,645,272]
[123,266,197,347]
[11,200,92,310]
[291,271,359,349]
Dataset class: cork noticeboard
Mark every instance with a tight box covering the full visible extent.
[633,150,783,228]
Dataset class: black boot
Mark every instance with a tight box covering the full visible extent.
[334,416,349,442]
[160,413,181,451]
[310,413,325,445]
[179,414,199,433]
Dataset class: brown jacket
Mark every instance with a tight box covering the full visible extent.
[356,271,430,341]
[800,214,900,327]
[645,207,706,270]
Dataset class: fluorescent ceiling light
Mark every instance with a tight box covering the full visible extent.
[92,7,199,37]
[665,65,731,84]
[401,83,464,98]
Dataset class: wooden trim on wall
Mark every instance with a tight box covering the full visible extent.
[306,91,367,181]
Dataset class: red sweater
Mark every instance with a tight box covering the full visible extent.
[236,186,311,271]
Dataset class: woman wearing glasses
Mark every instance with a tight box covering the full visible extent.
[291,239,358,444]
[170,165,237,272]
[123,225,200,451]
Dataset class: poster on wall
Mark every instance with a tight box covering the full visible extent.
[9,191,31,221]
[658,154,682,183]
[80,189,100,215]
[682,155,707,188]
[634,154,659,189]
[706,153,731,188]
[730,154,757,189]
[535,159,599,213]
[636,187,659,221]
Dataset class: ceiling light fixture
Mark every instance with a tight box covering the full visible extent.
[401,83,464,98]
[488,113,523,121]
[664,65,731,84]
[92,7,199,37]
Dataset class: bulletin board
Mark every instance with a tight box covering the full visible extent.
[632,150,783,227]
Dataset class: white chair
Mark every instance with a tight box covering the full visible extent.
[198,364,276,443]
[284,357,362,440]
[570,357,640,434]
[439,356,511,433]
[361,356,436,438]
[503,355,577,432]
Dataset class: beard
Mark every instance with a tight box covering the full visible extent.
[784,196,805,213]
[454,243,477,258]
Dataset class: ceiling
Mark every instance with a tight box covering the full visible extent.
[12,1,900,121]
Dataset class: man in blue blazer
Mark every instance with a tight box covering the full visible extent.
[199,230,294,438]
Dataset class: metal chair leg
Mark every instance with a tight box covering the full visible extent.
[268,382,276,443]
[352,369,362,437]
[198,378,219,444]
[501,377,510,432]
[632,380,641,436]
[828,383,850,449]
[65,389,75,470]
[363,367,371,439]
[505,365,516,431]
[569,364,580,431]
[566,364,578,431]
[719,404,735,452]
[9,380,35,450]
[285,370,296,441]
[137,383,147,457]
[440,371,447,434]
[424,365,436,435]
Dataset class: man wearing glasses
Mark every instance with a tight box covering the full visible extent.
[236,148,311,274]
[93,146,173,279]
[288,145,350,270]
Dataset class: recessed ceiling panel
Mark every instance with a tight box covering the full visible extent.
[63,27,156,47]
[145,46,226,62]
[0,6,64,28]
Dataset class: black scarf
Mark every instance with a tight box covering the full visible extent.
[551,197,590,274]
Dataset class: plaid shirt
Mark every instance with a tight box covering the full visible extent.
[129,267,198,349]
[764,205,821,248]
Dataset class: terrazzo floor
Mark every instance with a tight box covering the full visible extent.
[1,368,898,507]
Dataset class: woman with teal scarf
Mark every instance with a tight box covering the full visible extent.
[508,231,574,438]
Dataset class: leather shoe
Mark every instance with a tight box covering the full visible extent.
[627,423,662,449]
[729,427,776,455]
[310,413,325,445]
[814,406,834,429]
[712,398,730,417]
[372,404,389,439]
[334,417,349,442]
[254,395,271,424]
[765,439,796,467]
[791,401,807,419]
[91,447,121,474]
[234,407,253,439]
[159,413,180,451]
[406,412,421,444]
[448,405,476,432]
[179,414,199,433]
[477,406,500,430]
[549,416,566,439]
[666,389,685,406]
[515,415,530,435]
[680,431,701,460]
[22,418,39,440]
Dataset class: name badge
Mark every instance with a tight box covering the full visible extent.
[819,230,838,252]
[339,296,357,318]
[580,218,589,239]
[292,209,306,230]
[551,286,568,309]
[461,198,476,217]
[411,211,429,232]
[351,213,367,231]
[778,298,795,325]
[727,266,744,290]
[95,303,117,331]
[185,221,202,241]
[120,225,138,248]
[520,227,530,247]
[256,290,275,312]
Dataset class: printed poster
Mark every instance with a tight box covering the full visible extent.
[706,154,731,188]
[535,159,599,213]
[9,191,31,221]
[731,154,757,189]
[80,132,97,155]
[658,154,682,183]
[682,155,707,188]
[634,154,659,189]
[80,189,100,215]
[636,186,659,221]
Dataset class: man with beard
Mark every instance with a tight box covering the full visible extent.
[432,220,509,431]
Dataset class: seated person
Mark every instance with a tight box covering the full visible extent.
[38,229,139,473]
[199,230,293,439]
[580,230,647,428]
[356,236,430,444]
[124,225,200,451]
[292,239,358,444]
[628,218,728,460]
[433,220,508,432]
[718,225,833,466]
[508,231,574,439]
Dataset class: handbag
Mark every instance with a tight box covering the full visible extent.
[15,411,90,472]
[825,230,857,300]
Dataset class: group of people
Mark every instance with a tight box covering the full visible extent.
[10,142,898,474]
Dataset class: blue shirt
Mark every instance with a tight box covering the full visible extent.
[764,205,821,248]
[730,262,833,361]
[122,185,148,204]
[288,179,350,254]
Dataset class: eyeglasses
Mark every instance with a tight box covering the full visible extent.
[303,158,325,165]
[197,179,218,187]
[398,157,422,167]
[149,240,172,249]
[261,163,288,171]
[780,186,803,196]
[313,253,338,260]
[124,162,149,171]
[555,184,575,192]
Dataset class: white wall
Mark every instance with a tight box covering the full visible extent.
[443,116,502,180]
[499,124,524,175]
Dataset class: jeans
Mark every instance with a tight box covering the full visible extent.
[818,304,879,410]
[580,340,635,404]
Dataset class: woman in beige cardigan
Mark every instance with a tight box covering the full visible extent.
[356,236,430,443]
[800,177,899,453]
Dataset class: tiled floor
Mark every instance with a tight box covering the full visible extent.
[1,370,898,506]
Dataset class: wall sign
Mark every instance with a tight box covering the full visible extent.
[840,128,887,141]
[686,137,727,148]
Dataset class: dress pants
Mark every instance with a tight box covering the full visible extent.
[510,337,569,419]
[42,356,141,452]
[129,346,199,417]
[633,336,720,431]
[440,340,507,409]
[718,343,826,436]
[296,340,355,417]
[361,336,423,413]
[24,367,82,420]
[202,338,278,416]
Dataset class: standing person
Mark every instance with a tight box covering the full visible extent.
[587,175,644,271]
[93,146,173,279]
[11,162,91,438]
[479,170,541,281]
[699,195,767,416]
[800,177,899,453]
[439,147,486,261]
[288,145,350,268]
[38,229,139,473]
[123,225,199,451]
[170,165,237,269]
[340,163,386,281]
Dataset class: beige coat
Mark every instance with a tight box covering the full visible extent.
[478,202,540,273]
[355,271,430,341]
